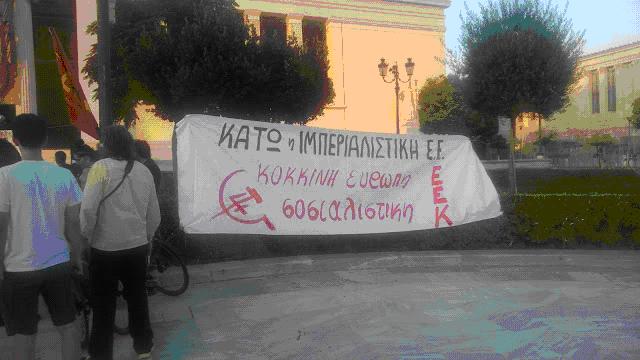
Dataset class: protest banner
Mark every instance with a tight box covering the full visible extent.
[175,115,502,235]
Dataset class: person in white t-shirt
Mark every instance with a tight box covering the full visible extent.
[0,113,85,360]
[80,125,160,360]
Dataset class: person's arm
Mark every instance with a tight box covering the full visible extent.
[79,162,107,241]
[0,171,8,278]
[65,204,87,271]
[152,161,162,191]
[146,180,161,242]
[0,211,8,279]
[64,171,86,271]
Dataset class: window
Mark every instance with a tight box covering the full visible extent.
[302,18,331,104]
[591,70,600,114]
[607,67,616,112]
[302,18,326,53]
[260,14,286,44]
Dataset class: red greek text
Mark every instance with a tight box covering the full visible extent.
[431,166,453,228]
[282,198,414,224]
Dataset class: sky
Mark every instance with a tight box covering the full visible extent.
[445,0,640,54]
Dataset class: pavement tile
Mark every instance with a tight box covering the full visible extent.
[0,250,639,359]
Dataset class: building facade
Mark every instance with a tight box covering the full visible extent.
[517,40,640,144]
[1,0,450,160]
[236,0,450,135]
[1,0,82,149]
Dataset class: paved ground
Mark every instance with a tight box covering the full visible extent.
[1,250,639,359]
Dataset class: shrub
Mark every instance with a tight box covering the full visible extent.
[514,194,640,247]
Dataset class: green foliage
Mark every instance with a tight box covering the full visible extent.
[418,75,507,151]
[487,168,640,194]
[493,169,640,247]
[514,195,640,246]
[585,134,617,147]
[532,131,556,147]
[459,0,585,120]
[418,75,460,126]
[519,142,537,156]
[84,20,160,127]
[83,0,334,124]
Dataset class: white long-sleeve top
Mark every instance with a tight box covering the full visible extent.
[80,158,161,251]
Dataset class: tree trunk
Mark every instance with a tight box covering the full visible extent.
[537,113,543,157]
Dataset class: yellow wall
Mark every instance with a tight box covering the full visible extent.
[131,103,174,160]
[313,22,444,134]
[514,42,640,143]
[515,112,545,144]
[547,43,640,138]
[237,0,448,134]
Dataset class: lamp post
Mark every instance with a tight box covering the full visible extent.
[378,57,415,135]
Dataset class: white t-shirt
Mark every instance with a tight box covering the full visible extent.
[80,158,160,251]
[0,160,82,271]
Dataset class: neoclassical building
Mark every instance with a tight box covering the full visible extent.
[0,0,95,154]
[236,0,450,135]
[1,0,450,160]
[517,40,640,144]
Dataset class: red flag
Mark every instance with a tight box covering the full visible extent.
[0,22,17,99]
[48,27,99,140]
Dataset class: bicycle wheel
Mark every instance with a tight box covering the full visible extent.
[148,241,189,296]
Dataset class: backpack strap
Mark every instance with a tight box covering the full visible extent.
[92,160,135,239]
[97,160,134,209]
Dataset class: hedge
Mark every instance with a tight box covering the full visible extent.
[492,169,640,248]
[155,169,640,262]
[486,168,640,194]
[513,194,640,247]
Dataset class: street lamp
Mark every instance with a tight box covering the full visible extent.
[378,57,415,134]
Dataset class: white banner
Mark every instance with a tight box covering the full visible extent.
[175,115,502,235]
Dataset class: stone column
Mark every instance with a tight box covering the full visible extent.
[14,0,37,114]
[243,9,261,37]
[286,14,304,45]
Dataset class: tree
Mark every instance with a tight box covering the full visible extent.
[460,0,585,193]
[84,0,334,125]
[418,75,460,127]
[586,134,616,168]
[628,97,640,129]
[532,130,556,148]
[418,74,506,159]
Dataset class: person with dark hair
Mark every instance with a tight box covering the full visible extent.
[0,114,84,359]
[73,145,98,190]
[55,150,80,176]
[80,125,159,360]
[55,150,68,167]
[0,138,21,167]
[134,140,161,190]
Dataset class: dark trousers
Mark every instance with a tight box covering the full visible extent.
[89,244,153,360]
